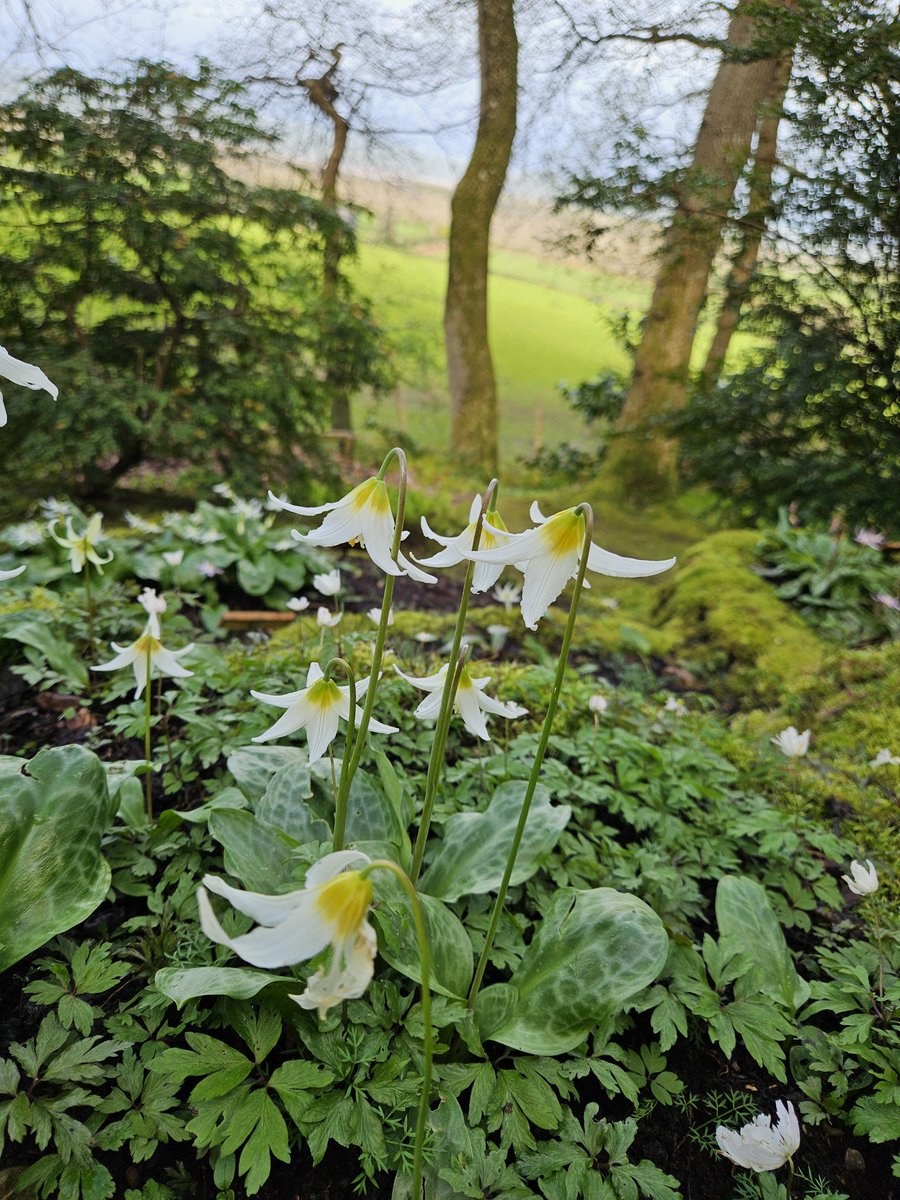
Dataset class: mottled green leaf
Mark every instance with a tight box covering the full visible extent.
[208,810,299,892]
[716,876,810,1010]
[227,745,307,802]
[373,873,473,999]
[154,967,299,1006]
[256,764,329,844]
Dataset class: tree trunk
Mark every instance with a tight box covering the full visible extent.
[700,51,793,386]
[606,1,790,498]
[444,0,518,476]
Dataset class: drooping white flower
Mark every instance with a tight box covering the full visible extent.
[854,528,885,549]
[395,662,527,742]
[842,859,878,896]
[212,481,236,500]
[48,513,114,574]
[0,345,58,427]
[93,588,194,698]
[771,726,810,757]
[419,493,516,593]
[313,569,341,597]
[599,596,620,610]
[492,581,522,611]
[869,748,900,769]
[873,593,900,611]
[287,596,310,612]
[162,549,185,567]
[198,849,377,1017]
[317,606,342,628]
[413,631,438,644]
[268,478,435,583]
[664,695,688,715]
[463,502,676,630]
[716,1100,800,1172]
[588,693,609,715]
[0,564,26,582]
[368,607,394,625]
[198,560,223,578]
[251,661,396,763]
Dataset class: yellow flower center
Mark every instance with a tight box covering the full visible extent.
[350,478,391,515]
[458,665,475,692]
[541,509,584,557]
[135,634,161,656]
[313,871,373,940]
[307,678,342,709]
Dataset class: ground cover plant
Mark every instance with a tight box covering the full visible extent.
[0,421,897,1200]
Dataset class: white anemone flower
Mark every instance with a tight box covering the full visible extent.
[771,726,810,757]
[869,748,900,769]
[251,661,396,763]
[368,607,394,625]
[313,569,341,597]
[664,696,688,716]
[463,502,676,630]
[93,588,194,698]
[287,596,310,613]
[269,478,435,584]
[716,1101,800,1173]
[492,581,522,611]
[316,606,342,628]
[395,662,527,742]
[198,849,377,1017]
[419,494,517,593]
[0,564,26,582]
[842,859,878,896]
[49,513,114,575]
[162,549,184,567]
[588,693,609,715]
[0,345,58,427]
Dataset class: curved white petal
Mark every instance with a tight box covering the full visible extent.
[305,850,372,888]
[306,662,325,685]
[250,687,306,708]
[455,685,491,741]
[94,646,138,672]
[420,513,454,549]
[414,690,444,721]
[521,550,580,630]
[587,542,676,579]
[198,886,331,967]
[465,523,550,566]
[132,654,149,699]
[202,874,308,924]
[0,564,26,580]
[304,702,341,765]
[293,503,366,549]
[477,692,528,719]
[253,694,318,743]
[359,504,403,577]
[291,921,377,1017]
[416,538,467,568]
[397,550,437,584]
[267,489,342,516]
[0,347,58,401]
[394,664,448,692]
[471,560,506,594]
[152,647,194,678]
[530,500,549,524]
[364,712,400,735]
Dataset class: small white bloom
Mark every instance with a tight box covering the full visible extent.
[419,494,517,594]
[4,521,44,547]
[212,482,236,500]
[39,497,74,520]
[869,748,900,768]
[162,549,185,567]
[49,513,114,575]
[771,726,810,757]
[0,345,58,427]
[287,596,310,612]
[232,497,263,520]
[664,695,687,715]
[269,477,435,584]
[0,564,26,582]
[854,528,885,549]
[395,661,527,742]
[873,593,900,611]
[588,693,609,715]
[313,569,341,597]
[93,589,194,698]
[316,606,342,628]
[492,581,522,611]
[716,1100,800,1173]
[842,859,878,896]
[367,607,393,625]
[599,596,619,609]
[464,501,676,630]
[413,631,438,644]
[198,559,223,578]
[250,662,396,763]
[124,512,162,534]
[198,849,377,1017]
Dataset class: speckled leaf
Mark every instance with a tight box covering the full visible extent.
[716,875,810,1010]
[237,555,277,596]
[420,782,570,902]
[208,810,300,893]
[0,746,117,971]
[480,888,668,1054]
[256,764,329,844]
[335,770,407,854]
[155,966,299,1006]
[228,745,307,801]
[373,872,473,999]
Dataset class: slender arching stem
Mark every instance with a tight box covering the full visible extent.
[361,859,432,1199]
[144,639,154,824]
[409,481,498,883]
[467,504,594,1008]
[342,449,407,793]
[322,656,357,852]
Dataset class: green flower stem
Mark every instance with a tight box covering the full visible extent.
[144,638,154,824]
[342,449,407,796]
[467,503,594,1009]
[322,657,357,852]
[410,481,498,884]
[83,563,95,660]
[362,859,433,1200]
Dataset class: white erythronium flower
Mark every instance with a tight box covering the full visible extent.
[0,345,59,427]
[873,593,900,611]
[198,559,223,578]
[869,748,900,768]
[0,564,26,582]
[197,849,377,1017]
[268,478,436,583]
[716,1101,800,1172]
[463,502,676,630]
[854,528,885,549]
[413,631,438,644]
[588,693,609,714]
[368,607,394,625]
[395,662,527,741]
[842,859,878,896]
[251,661,396,763]
[49,513,114,574]
[664,695,688,715]
[162,549,184,567]
[771,726,810,757]
[419,493,516,593]
[287,596,310,612]
[492,580,522,611]
[93,588,194,698]
[313,568,341,596]
[599,595,620,609]
[317,606,342,628]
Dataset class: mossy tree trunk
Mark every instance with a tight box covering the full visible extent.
[605,0,792,499]
[700,51,793,387]
[444,0,518,476]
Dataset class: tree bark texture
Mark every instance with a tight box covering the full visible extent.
[607,1,791,498]
[701,51,793,386]
[444,0,518,476]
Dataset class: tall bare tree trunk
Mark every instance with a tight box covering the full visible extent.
[701,51,793,386]
[445,0,518,475]
[606,1,789,498]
